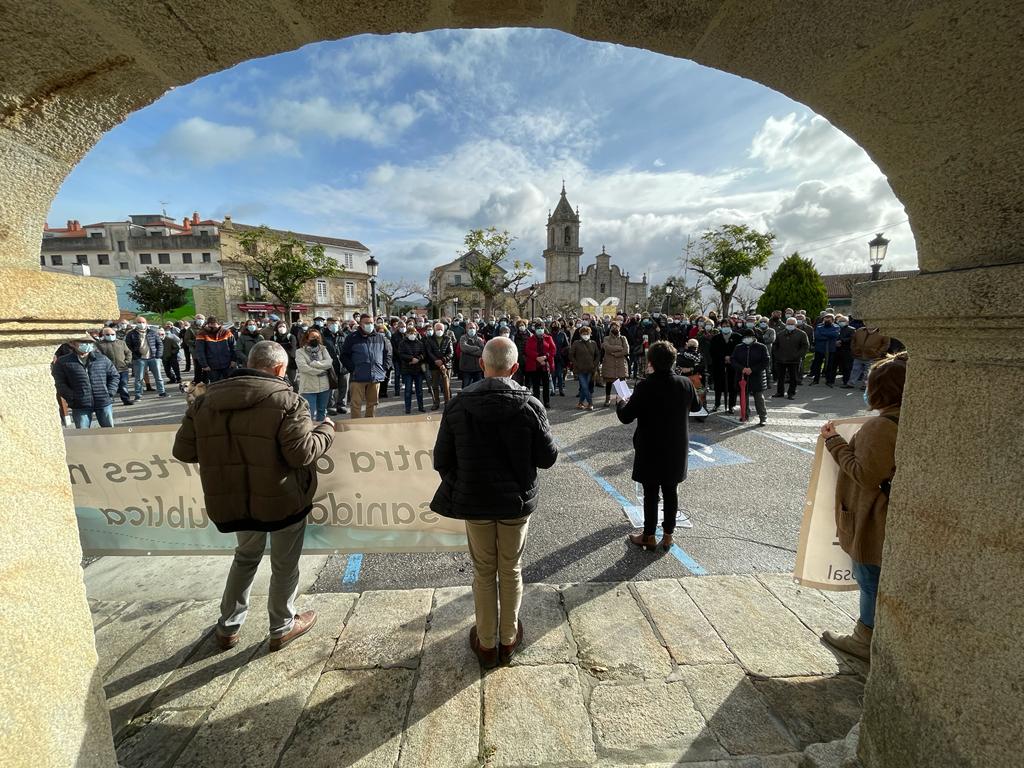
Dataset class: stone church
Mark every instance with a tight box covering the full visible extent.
[540,184,647,313]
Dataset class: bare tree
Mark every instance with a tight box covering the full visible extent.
[377,279,427,317]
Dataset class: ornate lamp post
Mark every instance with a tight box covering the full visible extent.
[452,295,459,319]
[663,278,675,314]
[366,255,379,316]
[529,283,538,319]
[868,233,889,281]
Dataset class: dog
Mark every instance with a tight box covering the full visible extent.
[182,381,207,405]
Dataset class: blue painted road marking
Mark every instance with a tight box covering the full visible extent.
[687,436,751,469]
[556,439,707,575]
[342,553,363,585]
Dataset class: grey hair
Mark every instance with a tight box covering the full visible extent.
[248,340,289,372]
[483,336,518,373]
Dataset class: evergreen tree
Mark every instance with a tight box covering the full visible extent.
[756,252,828,317]
[127,267,188,319]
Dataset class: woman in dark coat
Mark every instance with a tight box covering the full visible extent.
[708,321,740,412]
[616,341,702,551]
[730,329,770,425]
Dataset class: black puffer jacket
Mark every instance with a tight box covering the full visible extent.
[431,377,558,520]
[52,352,119,409]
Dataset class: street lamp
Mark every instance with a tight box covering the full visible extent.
[529,282,538,319]
[868,233,889,281]
[366,255,379,317]
[663,278,675,314]
[452,295,459,319]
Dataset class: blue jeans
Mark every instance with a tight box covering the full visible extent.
[850,357,872,386]
[403,372,424,412]
[577,372,593,405]
[116,370,131,403]
[552,360,565,392]
[302,391,331,421]
[72,404,114,429]
[132,357,165,396]
[853,560,882,628]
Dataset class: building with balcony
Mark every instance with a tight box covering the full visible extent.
[429,250,511,318]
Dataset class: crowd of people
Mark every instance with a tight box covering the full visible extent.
[53,305,899,430]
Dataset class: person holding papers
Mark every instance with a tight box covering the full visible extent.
[616,341,702,552]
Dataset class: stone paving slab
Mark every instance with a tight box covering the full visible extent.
[398,656,480,768]
[677,664,797,756]
[328,588,432,670]
[279,668,416,768]
[563,582,673,680]
[149,596,269,712]
[115,708,206,768]
[105,600,215,736]
[681,576,843,678]
[85,554,330,600]
[589,680,726,762]
[483,663,597,767]
[751,676,864,750]
[511,583,576,666]
[94,600,187,679]
[634,580,735,666]
[171,593,356,768]
[90,599,128,630]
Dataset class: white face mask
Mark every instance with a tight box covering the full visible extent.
[406,333,417,340]
[277,326,287,334]
[742,336,755,345]
[786,324,797,332]
[467,329,477,336]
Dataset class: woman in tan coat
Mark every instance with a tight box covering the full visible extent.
[600,322,630,407]
[818,351,907,661]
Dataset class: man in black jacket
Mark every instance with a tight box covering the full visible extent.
[52,335,120,428]
[430,336,558,668]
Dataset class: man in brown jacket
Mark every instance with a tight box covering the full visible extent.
[173,340,334,652]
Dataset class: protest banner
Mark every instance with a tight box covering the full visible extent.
[66,416,468,556]
[793,417,869,591]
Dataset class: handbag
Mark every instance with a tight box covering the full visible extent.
[327,366,339,389]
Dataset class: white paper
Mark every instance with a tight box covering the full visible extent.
[613,379,632,401]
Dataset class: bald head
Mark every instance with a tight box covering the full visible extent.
[482,336,519,377]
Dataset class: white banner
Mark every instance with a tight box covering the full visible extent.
[793,417,868,591]
[66,416,467,555]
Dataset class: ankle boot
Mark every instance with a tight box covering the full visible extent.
[628,533,658,551]
[822,620,873,661]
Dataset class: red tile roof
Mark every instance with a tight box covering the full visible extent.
[229,221,369,251]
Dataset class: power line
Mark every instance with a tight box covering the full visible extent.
[790,218,910,254]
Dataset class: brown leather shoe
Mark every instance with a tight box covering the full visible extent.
[628,533,658,551]
[659,534,674,551]
[469,626,498,668]
[215,629,239,651]
[499,620,524,665]
[269,610,317,652]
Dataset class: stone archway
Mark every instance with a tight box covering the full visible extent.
[1,4,1021,766]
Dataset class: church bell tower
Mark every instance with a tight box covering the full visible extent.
[543,182,583,285]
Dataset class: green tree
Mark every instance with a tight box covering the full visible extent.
[235,225,341,316]
[127,267,188,319]
[756,252,828,317]
[459,227,532,317]
[647,276,703,316]
[689,224,775,315]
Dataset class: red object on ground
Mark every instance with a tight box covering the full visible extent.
[739,375,748,421]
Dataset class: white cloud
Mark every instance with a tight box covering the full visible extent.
[653,158,665,167]
[265,96,420,146]
[154,117,298,166]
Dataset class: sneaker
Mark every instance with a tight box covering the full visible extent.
[338,406,349,414]
[499,620,524,665]
[269,611,317,652]
[758,417,767,426]
[470,626,498,669]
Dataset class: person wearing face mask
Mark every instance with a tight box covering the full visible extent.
[600,322,630,407]
[235,320,264,369]
[426,322,456,410]
[398,325,428,414]
[459,321,485,389]
[95,326,134,405]
[550,321,570,397]
[294,329,336,422]
[511,320,531,385]
[270,322,298,387]
[523,322,557,408]
[708,322,740,413]
[731,329,770,425]
[259,314,280,341]
[569,326,600,410]
[321,318,349,415]
[158,328,182,386]
[755,317,776,382]
[694,319,717,392]
[388,322,406,399]
[624,315,644,380]
[828,314,856,387]
[290,318,310,348]
[795,313,815,379]
[182,314,206,374]
[809,313,840,386]
[194,316,237,384]
[340,314,393,418]
[125,316,168,400]
[52,335,120,428]
[772,317,810,400]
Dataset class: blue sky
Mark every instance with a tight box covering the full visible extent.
[49,28,915,290]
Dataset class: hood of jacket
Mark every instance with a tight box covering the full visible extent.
[200,369,294,412]
[458,376,535,424]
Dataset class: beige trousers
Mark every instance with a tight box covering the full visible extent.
[349,380,379,418]
[465,515,530,647]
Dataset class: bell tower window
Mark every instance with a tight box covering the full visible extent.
[564,226,571,246]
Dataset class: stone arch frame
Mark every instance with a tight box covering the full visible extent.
[1,5,1022,767]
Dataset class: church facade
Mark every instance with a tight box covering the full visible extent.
[539,185,647,314]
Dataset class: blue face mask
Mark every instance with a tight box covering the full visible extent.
[77,343,94,355]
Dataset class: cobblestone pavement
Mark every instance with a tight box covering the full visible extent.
[95,574,866,768]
